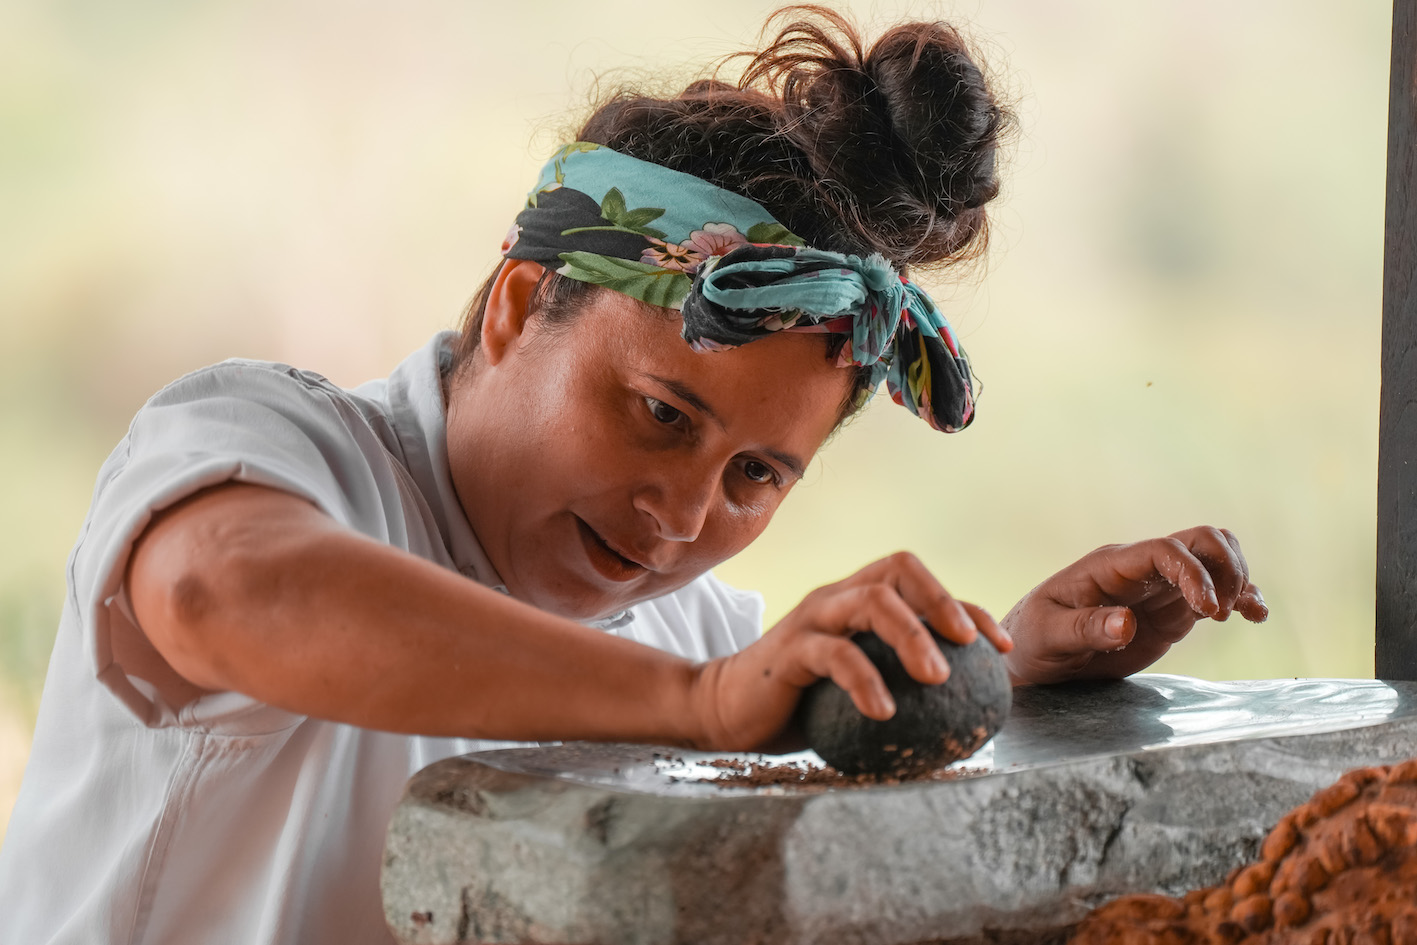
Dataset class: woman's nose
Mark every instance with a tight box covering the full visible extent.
[632,464,718,543]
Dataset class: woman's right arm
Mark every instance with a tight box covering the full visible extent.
[127,482,997,750]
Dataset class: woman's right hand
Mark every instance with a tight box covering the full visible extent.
[684,552,1011,752]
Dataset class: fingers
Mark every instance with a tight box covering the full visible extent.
[797,634,898,720]
[772,552,1009,719]
[725,554,1007,749]
[1144,537,1221,618]
[808,582,951,689]
[999,526,1267,689]
[1178,526,1245,619]
[843,551,1013,652]
[1169,526,1267,623]
[1075,605,1137,652]
[1235,582,1269,622]
[1096,527,1266,630]
[960,601,1012,653]
[842,552,975,644]
[1137,593,1206,643]
[1222,530,1268,623]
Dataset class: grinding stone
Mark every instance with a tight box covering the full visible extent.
[798,627,1011,774]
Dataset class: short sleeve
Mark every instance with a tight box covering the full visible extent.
[70,360,409,730]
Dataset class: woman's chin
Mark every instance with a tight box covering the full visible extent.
[503,549,700,623]
[508,574,639,623]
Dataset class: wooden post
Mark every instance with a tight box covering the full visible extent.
[1378,0,1417,680]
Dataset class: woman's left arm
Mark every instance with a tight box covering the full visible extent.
[1001,525,1268,685]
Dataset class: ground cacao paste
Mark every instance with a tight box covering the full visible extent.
[1069,759,1417,944]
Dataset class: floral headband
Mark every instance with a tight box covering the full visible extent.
[502,142,976,432]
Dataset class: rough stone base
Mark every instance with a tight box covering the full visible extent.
[381,677,1417,945]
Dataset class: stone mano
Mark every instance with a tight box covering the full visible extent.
[382,676,1417,945]
[798,628,1011,775]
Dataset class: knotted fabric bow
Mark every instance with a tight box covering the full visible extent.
[503,142,977,432]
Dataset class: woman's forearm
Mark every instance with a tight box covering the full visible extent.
[127,483,704,744]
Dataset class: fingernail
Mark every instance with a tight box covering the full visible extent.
[931,651,951,681]
[1105,611,1127,643]
[880,693,897,717]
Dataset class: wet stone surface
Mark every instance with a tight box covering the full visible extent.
[381,676,1417,945]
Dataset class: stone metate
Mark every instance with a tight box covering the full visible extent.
[381,676,1417,945]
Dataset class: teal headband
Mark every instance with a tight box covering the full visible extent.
[503,142,977,432]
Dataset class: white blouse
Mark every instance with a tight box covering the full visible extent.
[0,332,763,944]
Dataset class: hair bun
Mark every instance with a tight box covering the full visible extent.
[573,6,1010,270]
[865,22,1002,210]
[740,6,1009,266]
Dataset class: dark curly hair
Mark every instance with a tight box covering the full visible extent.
[452,5,1013,418]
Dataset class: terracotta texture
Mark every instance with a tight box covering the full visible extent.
[1069,760,1417,945]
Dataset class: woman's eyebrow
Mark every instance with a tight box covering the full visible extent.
[644,374,724,429]
[643,373,806,478]
[762,448,806,480]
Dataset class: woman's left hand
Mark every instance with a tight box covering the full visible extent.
[1001,525,1267,685]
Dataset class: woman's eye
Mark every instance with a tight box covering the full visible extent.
[742,459,777,485]
[646,398,683,425]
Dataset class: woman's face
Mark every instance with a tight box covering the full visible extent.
[446,266,854,620]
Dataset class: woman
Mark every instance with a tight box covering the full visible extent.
[0,7,1264,944]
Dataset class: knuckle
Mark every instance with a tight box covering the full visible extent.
[887,549,922,570]
[1222,530,1246,566]
[1072,608,1099,644]
[863,583,896,608]
[1159,536,1190,559]
[1083,542,1127,567]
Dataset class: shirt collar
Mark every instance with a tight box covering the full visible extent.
[379,332,634,631]
[381,331,502,587]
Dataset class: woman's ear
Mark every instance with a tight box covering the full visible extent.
[480,259,546,366]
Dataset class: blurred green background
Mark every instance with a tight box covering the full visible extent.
[0,0,1391,838]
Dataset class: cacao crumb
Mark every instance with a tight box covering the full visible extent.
[678,756,982,789]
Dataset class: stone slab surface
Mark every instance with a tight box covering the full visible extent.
[381,676,1417,945]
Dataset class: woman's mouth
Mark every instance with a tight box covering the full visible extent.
[575,517,648,583]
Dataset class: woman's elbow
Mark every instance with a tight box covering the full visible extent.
[126,484,319,690]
